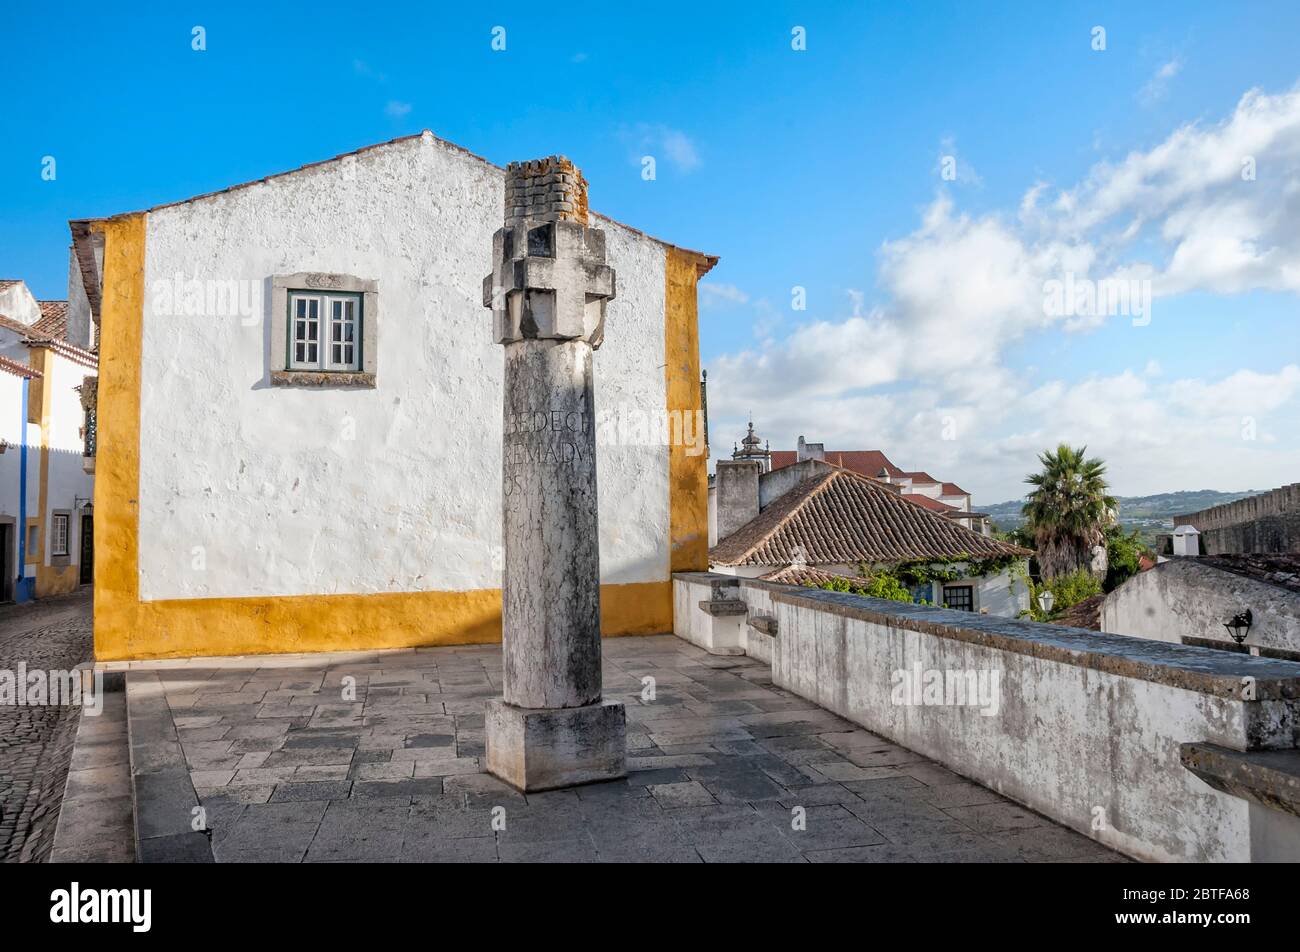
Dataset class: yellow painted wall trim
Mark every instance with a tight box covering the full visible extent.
[91,215,146,660]
[664,247,709,574]
[94,580,672,661]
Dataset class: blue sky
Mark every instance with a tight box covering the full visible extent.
[4,1,1300,501]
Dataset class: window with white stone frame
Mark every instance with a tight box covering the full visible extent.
[270,273,378,387]
[288,291,362,372]
[51,512,70,558]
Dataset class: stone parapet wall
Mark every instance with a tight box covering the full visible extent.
[1176,484,1300,554]
[673,571,1300,862]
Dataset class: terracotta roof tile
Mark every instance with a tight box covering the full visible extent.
[711,468,1030,567]
[770,449,905,478]
[33,300,68,339]
[903,494,957,513]
[0,314,36,337]
[1054,594,1104,631]
[903,471,940,484]
[0,354,40,379]
[941,482,969,496]
[759,565,877,588]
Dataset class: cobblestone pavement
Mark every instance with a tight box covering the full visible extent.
[119,635,1127,863]
[0,588,94,862]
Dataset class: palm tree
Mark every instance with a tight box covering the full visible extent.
[1022,444,1118,579]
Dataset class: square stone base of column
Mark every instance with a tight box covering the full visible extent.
[484,697,627,792]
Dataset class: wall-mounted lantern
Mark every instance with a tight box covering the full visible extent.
[1223,609,1253,646]
[1038,589,1055,615]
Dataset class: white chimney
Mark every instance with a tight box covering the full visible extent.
[1172,525,1201,557]
[796,435,824,463]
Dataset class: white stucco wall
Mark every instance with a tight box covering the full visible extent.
[967,566,1029,618]
[136,133,671,601]
[1102,559,1300,654]
[0,372,24,586]
[66,247,94,350]
[39,352,95,571]
[0,283,41,328]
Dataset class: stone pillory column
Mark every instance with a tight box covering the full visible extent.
[481,156,626,791]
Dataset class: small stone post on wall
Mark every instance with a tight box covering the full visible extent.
[481,156,626,790]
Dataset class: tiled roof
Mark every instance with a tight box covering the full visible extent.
[903,471,940,484]
[759,565,877,588]
[37,337,98,369]
[0,314,34,337]
[770,449,905,479]
[1054,594,1104,631]
[903,494,957,513]
[941,482,969,496]
[33,300,68,339]
[711,468,1031,567]
[1200,554,1300,595]
[0,354,40,379]
[0,313,97,369]
[0,279,21,290]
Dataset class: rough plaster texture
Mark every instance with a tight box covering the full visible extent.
[1103,558,1300,654]
[673,573,1300,862]
[757,457,830,510]
[136,134,669,601]
[714,460,761,543]
[65,248,93,351]
[0,284,41,327]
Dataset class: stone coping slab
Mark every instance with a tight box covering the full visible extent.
[49,672,136,863]
[1181,742,1300,819]
[674,571,1300,699]
[126,672,214,863]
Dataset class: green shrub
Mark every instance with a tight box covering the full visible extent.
[812,571,913,604]
[1103,525,1148,592]
[1048,568,1103,612]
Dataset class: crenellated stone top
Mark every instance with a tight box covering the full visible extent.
[504,155,589,227]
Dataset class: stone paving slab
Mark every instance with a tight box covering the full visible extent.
[103,634,1131,863]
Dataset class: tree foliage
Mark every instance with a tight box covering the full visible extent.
[1103,524,1149,593]
[1022,444,1118,579]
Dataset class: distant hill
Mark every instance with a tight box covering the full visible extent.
[984,490,1263,540]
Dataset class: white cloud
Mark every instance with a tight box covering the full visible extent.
[705,83,1300,500]
[385,100,412,119]
[624,124,700,173]
[1140,58,1183,105]
[353,59,388,83]
[699,282,749,307]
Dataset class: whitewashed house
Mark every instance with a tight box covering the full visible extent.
[75,131,715,660]
[0,279,97,601]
